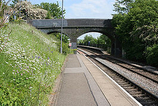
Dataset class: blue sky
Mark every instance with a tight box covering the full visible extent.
[29,0,116,39]
[29,0,115,19]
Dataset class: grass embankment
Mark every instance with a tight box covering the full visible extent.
[0,23,66,105]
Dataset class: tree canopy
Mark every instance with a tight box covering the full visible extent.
[78,34,111,52]
[36,2,66,19]
[112,0,158,66]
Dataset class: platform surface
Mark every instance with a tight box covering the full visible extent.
[55,54,140,106]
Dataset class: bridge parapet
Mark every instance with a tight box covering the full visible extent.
[29,19,113,29]
[66,19,112,28]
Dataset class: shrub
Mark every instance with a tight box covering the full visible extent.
[14,1,48,20]
[146,44,158,66]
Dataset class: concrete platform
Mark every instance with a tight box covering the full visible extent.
[55,54,141,106]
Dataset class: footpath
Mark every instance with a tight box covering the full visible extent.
[50,54,140,106]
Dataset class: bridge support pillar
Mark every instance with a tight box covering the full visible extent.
[111,37,122,57]
[70,37,77,54]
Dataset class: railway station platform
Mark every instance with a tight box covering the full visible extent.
[50,54,141,106]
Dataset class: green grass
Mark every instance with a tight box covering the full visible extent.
[0,22,66,106]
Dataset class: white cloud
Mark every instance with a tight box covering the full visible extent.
[66,0,115,19]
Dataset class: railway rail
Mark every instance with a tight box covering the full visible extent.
[77,47,158,106]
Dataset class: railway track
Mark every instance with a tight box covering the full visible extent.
[77,48,158,106]
[98,55,158,83]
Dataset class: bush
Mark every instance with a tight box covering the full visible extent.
[146,44,158,66]
[14,1,48,20]
[57,42,70,55]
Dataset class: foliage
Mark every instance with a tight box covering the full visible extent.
[56,42,70,55]
[78,34,111,51]
[10,0,18,7]
[112,0,158,65]
[54,33,69,43]
[45,11,52,19]
[146,44,158,66]
[113,0,134,14]
[82,35,97,46]
[0,0,12,53]
[37,2,66,19]
[12,1,48,20]
[0,23,66,105]
[49,33,70,55]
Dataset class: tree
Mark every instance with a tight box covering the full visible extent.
[82,35,97,46]
[112,0,158,63]
[45,11,52,19]
[10,0,18,7]
[38,2,66,19]
[113,0,134,14]
[97,35,111,50]
[13,1,48,20]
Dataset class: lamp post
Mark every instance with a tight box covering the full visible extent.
[60,0,63,54]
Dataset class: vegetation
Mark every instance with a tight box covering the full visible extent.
[49,33,71,55]
[0,0,71,105]
[0,22,67,105]
[10,1,65,20]
[78,34,111,53]
[112,0,158,66]
[34,2,66,19]
[10,1,48,20]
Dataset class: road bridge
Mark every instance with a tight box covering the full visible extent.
[28,19,122,57]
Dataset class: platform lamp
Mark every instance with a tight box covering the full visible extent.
[60,0,63,54]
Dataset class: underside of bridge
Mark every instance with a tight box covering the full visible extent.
[28,19,122,57]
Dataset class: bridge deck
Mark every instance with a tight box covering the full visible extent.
[50,54,141,106]
[29,19,113,28]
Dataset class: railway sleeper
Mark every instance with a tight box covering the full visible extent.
[140,101,158,106]
[121,86,134,89]
[128,91,143,95]
[126,89,139,92]
[132,93,147,97]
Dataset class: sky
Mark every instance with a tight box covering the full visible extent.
[29,0,116,39]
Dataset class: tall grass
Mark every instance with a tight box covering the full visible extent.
[0,22,66,105]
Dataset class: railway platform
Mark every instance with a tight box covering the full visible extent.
[51,54,141,106]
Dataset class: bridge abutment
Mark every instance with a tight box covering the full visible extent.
[70,37,77,50]
[111,37,122,57]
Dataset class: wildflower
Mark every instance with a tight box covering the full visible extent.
[26,78,28,79]
[21,73,23,76]
[13,70,15,71]
[3,72,5,74]
[51,51,53,53]
[48,57,49,59]
[29,87,32,89]
[38,56,40,59]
